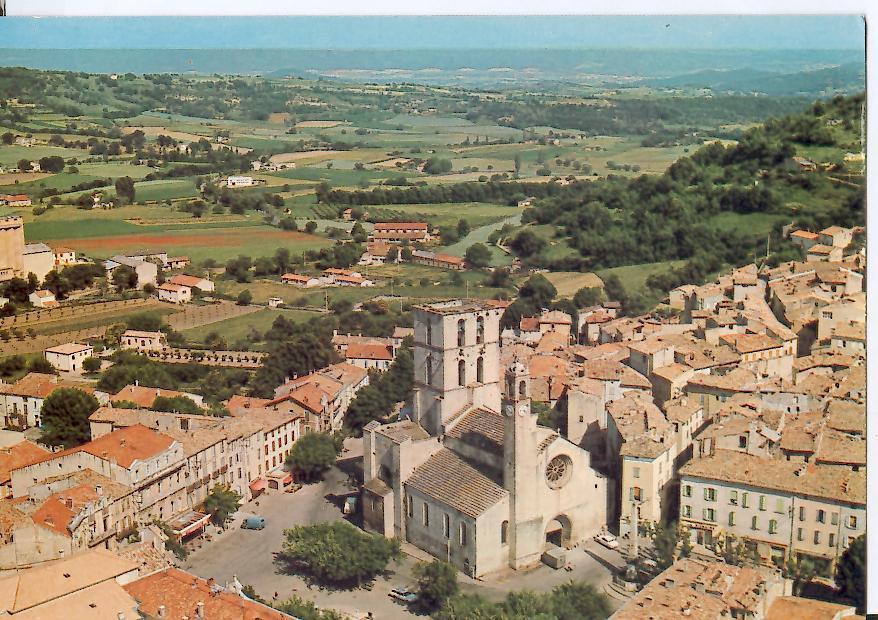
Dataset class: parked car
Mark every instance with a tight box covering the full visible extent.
[595,532,619,549]
[241,516,266,530]
[389,587,418,604]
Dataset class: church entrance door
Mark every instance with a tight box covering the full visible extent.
[544,515,572,549]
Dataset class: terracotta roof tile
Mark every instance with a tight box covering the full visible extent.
[406,448,507,518]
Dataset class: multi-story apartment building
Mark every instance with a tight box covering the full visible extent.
[679,449,865,574]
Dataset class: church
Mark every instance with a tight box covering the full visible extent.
[362,299,607,578]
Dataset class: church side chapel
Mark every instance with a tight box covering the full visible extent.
[363,300,607,578]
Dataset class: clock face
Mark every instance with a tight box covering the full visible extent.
[518,404,529,417]
[504,404,514,416]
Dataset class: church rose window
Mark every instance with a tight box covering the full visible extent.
[545,455,573,489]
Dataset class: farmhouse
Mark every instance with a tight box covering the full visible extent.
[52,246,75,266]
[789,229,819,252]
[0,195,32,207]
[120,330,166,351]
[156,282,192,304]
[13,136,36,147]
[321,268,374,287]
[44,342,93,372]
[104,255,158,288]
[167,273,214,293]
[226,175,254,188]
[411,249,466,270]
[281,273,321,287]
[165,255,190,269]
[371,221,430,242]
[28,289,57,308]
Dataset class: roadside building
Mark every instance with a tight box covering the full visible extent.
[0,194,32,207]
[411,249,466,270]
[679,450,865,573]
[44,342,93,372]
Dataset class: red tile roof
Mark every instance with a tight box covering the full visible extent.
[123,568,293,620]
[344,343,393,361]
[0,441,50,486]
[21,424,175,470]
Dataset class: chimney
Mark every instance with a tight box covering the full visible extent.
[157,605,166,618]
[117,614,125,620]
[135,379,139,387]
[195,601,205,620]
[64,497,73,509]
[96,485,102,496]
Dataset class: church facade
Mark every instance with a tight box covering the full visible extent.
[362,299,607,578]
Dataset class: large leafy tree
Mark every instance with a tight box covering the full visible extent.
[344,344,413,433]
[286,432,337,482]
[279,521,401,586]
[203,484,241,526]
[836,534,866,613]
[40,388,100,448]
[435,580,610,620]
[414,560,459,613]
[464,243,492,268]
[114,176,136,204]
[111,265,138,290]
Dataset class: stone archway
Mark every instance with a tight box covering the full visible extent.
[545,514,573,550]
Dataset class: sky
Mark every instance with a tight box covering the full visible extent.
[0,15,866,50]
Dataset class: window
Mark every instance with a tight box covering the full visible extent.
[729,490,738,506]
[406,496,413,518]
[774,499,784,514]
[457,319,466,347]
[848,515,858,529]
[829,533,835,548]
[425,356,432,384]
[443,514,450,538]
[739,435,748,449]
[814,531,820,545]
[728,512,735,526]
[817,509,826,524]
[458,360,466,387]
[633,467,640,479]
[519,380,527,397]
[704,488,716,502]
[459,523,467,546]
[742,493,749,508]
[703,508,715,522]
[426,321,432,346]
[751,516,758,530]
[768,520,778,534]
[799,506,805,522]
[831,512,839,526]
[476,316,484,344]
[423,503,430,527]
[630,487,642,501]
[683,485,692,497]
[759,495,766,511]
[476,357,484,383]
[501,520,508,544]
[682,505,691,517]
[797,528,804,542]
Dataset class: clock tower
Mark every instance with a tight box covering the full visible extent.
[502,358,542,568]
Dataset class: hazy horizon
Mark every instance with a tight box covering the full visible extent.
[0,16,866,50]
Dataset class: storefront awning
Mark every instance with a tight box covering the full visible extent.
[249,479,267,492]
[168,511,210,538]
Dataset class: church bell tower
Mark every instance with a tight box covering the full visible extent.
[503,358,542,568]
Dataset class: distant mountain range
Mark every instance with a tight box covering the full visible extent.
[630,62,865,96]
[0,48,864,94]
